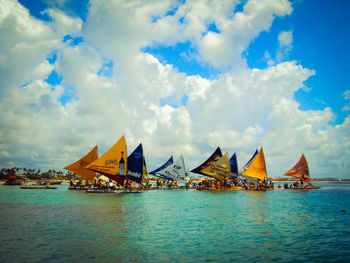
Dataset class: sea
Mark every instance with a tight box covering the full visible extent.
[1,182,350,263]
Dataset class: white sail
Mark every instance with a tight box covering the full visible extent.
[156,154,187,184]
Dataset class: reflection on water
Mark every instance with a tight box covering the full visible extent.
[1,183,350,262]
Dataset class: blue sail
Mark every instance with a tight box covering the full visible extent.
[126,143,143,184]
[149,156,174,179]
[230,153,238,176]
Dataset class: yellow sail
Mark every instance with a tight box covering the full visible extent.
[242,147,267,181]
[86,136,127,178]
[64,145,98,182]
[201,152,231,181]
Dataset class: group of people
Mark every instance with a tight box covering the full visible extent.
[196,177,274,191]
[282,180,304,189]
[70,178,117,191]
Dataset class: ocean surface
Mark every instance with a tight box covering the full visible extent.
[1,182,350,263]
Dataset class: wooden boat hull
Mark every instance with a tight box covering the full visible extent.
[86,190,123,194]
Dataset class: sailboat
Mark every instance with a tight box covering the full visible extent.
[191,149,240,190]
[284,154,319,189]
[86,136,127,187]
[64,145,98,183]
[242,147,269,190]
[156,154,187,186]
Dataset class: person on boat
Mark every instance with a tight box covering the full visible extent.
[283,183,289,189]
[70,179,76,190]
[215,180,220,190]
[85,180,90,190]
[96,180,101,190]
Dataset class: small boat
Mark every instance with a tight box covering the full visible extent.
[284,154,319,189]
[121,190,142,194]
[20,185,57,189]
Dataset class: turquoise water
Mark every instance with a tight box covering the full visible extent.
[1,183,350,262]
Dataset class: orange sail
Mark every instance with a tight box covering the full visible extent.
[64,146,98,182]
[284,154,310,184]
[242,147,267,181]
[86,136,127,186]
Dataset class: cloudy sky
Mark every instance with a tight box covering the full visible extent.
[1,0,349,178]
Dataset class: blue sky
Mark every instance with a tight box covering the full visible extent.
[18,0,350,122]
[1,0,350,178]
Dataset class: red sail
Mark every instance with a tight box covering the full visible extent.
[284,154,310,184]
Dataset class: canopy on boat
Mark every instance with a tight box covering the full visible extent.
[230,153,238,177]
[149,156,173,177]
[191,147,222,176]
[242,147,267,181]
[201,152,231,181]
[156,154,187,183]
[284,154,310,185]
[64,146,98,182]
[86,136,127,186]
[4,168,16,180]
[126,143,144,184]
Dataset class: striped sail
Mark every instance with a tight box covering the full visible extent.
[284,154,310,185]
[64,146,98,182]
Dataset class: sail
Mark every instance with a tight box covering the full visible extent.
[242,147,267,181]
[126,143,143,184]
[64,146,98,182]
[142,156,148,184]
[242,149,258,171]
[86,136,127,186]
[201,152,231,181]
[149,156,173,175]
[230,153,238,176]
[190,147,222,175]
[284,154,310,184]
[156,154,187,183]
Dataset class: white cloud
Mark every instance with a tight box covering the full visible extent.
[278,30,293,47]
[342,89,350,111]
[0,0,349,179]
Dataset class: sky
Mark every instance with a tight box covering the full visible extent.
[0,0,350,178]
